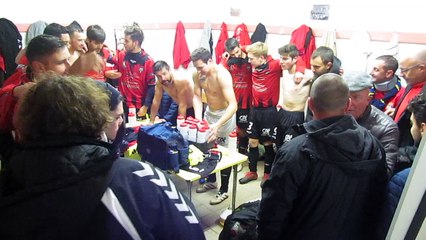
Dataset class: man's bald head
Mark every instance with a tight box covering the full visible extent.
[309,73,349,118]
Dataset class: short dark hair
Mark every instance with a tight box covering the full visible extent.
[225,38,239,52]
[278,44,299,59]
[153,60,170,73]
[67,20,84,36]
[408,92,426,128]
[124,23,144,46]
[311,46,334,64]
[26,34,67,63]
[190,47,211,63]
[376,55,399,73]
[310,73,349,112]
[86,25,106,43]
[18,74,112,141]
[43,23,69,38]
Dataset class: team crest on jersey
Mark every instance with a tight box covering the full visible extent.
[139,67,144,73]
[261,128,271,137]
[238,115,248,123]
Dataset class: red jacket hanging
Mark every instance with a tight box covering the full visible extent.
[290,24,316,68]
[173,21,191,69]
[233,23,251,46]
[214,22,228,64]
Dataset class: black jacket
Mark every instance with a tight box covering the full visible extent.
[357,105,399,177]
[0,136,205,240]
[258,115,387,240]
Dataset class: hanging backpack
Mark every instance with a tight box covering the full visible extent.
[0,18,22,86]
[219,199,260,240]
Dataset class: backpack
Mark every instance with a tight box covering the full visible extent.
[219,199,260,240]
[0,18,22,86]
[137,122,189,172]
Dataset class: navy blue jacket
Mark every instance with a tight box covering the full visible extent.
[0,136,205,240]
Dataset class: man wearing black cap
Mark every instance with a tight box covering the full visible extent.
[343,71,399,177]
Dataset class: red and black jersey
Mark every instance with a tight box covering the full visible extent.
[222,57,252,109]
[251,56,282,108]
[0,68,31,131]
[115,49,155,109]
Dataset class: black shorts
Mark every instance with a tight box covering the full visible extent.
[246,106,278,143]
[236,108,250,130]
[276,108,304,145]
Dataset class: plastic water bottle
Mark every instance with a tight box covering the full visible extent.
[128,112,137,124]
[228,131,238,154]
[196,127,207,143]
[177,114,185,127]
[188,124,198,142]
[178,122,189,140]
[128,103,136,115]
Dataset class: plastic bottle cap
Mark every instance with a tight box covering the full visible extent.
[198,128,206,132]
[189,124,197,129]
[128,103,135,108]
[180,122,188,127]
[177,115,185,120]
[128,113,136,117]
[229,131,237,137]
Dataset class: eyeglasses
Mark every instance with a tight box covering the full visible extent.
[400,64,421,73]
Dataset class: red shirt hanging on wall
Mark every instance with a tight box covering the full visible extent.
[173,21,191,69]
[290,24,316,68]
[233,23,251,46]
[215,22,228,64]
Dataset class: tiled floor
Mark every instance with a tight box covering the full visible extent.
[170,162,265,240]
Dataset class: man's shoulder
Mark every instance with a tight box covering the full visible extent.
[3,68,29,86]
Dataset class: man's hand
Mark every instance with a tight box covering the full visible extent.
[385,106,396,118]
[138,106,148,118]
[13,82,36,99]
[207,123,219,143]
[294,72,304,84]
[105,70,122,79]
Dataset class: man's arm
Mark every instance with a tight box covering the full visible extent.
[149,83,164,124]
[192,71,203,120]
[381,121,400,178]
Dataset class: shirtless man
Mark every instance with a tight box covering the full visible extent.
[191,47,237,205]
[149,60,195,124]
[276,44,313,146]
[66,21,87,66]
[69,25,106,81]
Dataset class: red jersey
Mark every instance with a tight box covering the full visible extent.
[115,49,155,109]
[394,81,426,122]
[251,56,282,108]
[222,57,252,109]
[0,68,31,131]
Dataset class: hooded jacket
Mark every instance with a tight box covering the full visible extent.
[0,136,205,240]
[258,115,387,240]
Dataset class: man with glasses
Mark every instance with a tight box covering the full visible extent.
[389,50,426,147]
